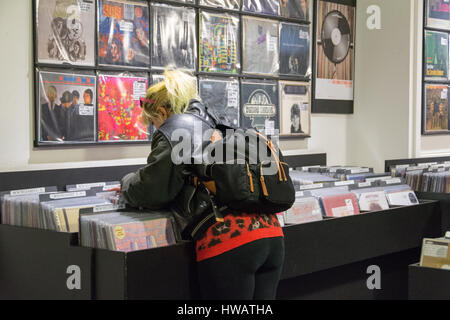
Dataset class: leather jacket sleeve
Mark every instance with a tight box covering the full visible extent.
[120,132,186,209]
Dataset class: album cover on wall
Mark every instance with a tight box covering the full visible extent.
[199,77,240,127]
[36,0,95,66]
[199,0,241,10]
[279,22,310,77]
[279,0,311,21]
[243,0,279,16]
[97,0,149,68]
[97,73,149,141]
[427,0,450,30]
[315,1,355,101]
[279,81,310,137]
[199,11,240,74]
[242,17,279,76]
[241,80,279,135]
[423,83,450,134]
[37,69,96,144]
[425,30,449,80]
[151,4,196,70]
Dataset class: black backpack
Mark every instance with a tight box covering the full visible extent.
[199,123,296,216]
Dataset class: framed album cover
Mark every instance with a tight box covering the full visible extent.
[97,0,150,68]
[279,81,311,137]
[279,0,311,21]
[243,0,279,16]
[199,11,240,74]
[199,76,240,127]
[97,72,150,142]
[36,0,96,66]
[241,79,279,136]
[423,83,450,135]
[36,68,97,145]
[199,0,241,10]
[150,3,196,71]
[426,0,450,30]
[279,22,311,77]
[242,16,279,76]
[424,30,449,81]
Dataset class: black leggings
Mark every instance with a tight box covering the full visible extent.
[196,237,285,300]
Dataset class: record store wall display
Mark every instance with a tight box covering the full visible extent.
[33,0,315,147]
[422,0,450,135]
[150,4,196,70]
[241,79,279,136]
[279,81,311,137]
[314,0,355,114]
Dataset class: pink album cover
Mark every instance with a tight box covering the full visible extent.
[321,193,360,217]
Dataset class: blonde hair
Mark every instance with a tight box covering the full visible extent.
[141,67,198,126]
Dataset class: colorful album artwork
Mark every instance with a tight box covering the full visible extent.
[242,17,279,76]
[425,30,449,80]
[427,0,450,30]
[98,0,149,68]
[36,0,95,66]
[97,73,149,141]
[199,11,240,74]
[37,70,96,143]
[199,0,240,10]
[280,23,310,76]
[151,4,196,70]
[241,80,279,135]
[199,77,240,127]
[423,83,450,134]
[315,1,355,101]
[243,0,279,16]
[279,0,310,21]
[279,81,310,137]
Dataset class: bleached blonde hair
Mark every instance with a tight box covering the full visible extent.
[141,67,198,126]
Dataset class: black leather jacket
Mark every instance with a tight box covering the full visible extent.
[120,99,221,239]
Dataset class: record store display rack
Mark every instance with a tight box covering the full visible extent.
[0,153,448,300]
[33,0,322,147]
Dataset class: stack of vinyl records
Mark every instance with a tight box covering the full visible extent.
[0,186,117,233]
[391,162,450,193]
[280,171,420,226]
[79,210,178,252]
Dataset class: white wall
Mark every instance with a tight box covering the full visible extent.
[347,0,416,172]
[0,0,348,172]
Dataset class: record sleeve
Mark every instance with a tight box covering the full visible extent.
[321,193,360,217]
[98,0,150,68]
[243,0,279,16]
[97,72,149,141]
[425,30,449,80]
[151,4,196,70]
[279,0,311,21]
[386,190,419,206]
[37,69,96,144]
[242,17,279,76]
[199,77,240,127]
[315,1,355,101]
[279,81,310,137]
[427,0,450,30]
[199,11,240,74]
[241,80,279,135]
[283,196,323,225]
[357,191,389,212]
[423,83,450,133]
[36,0,95,66]
[199,0,241,10]
[280,23,310,77]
